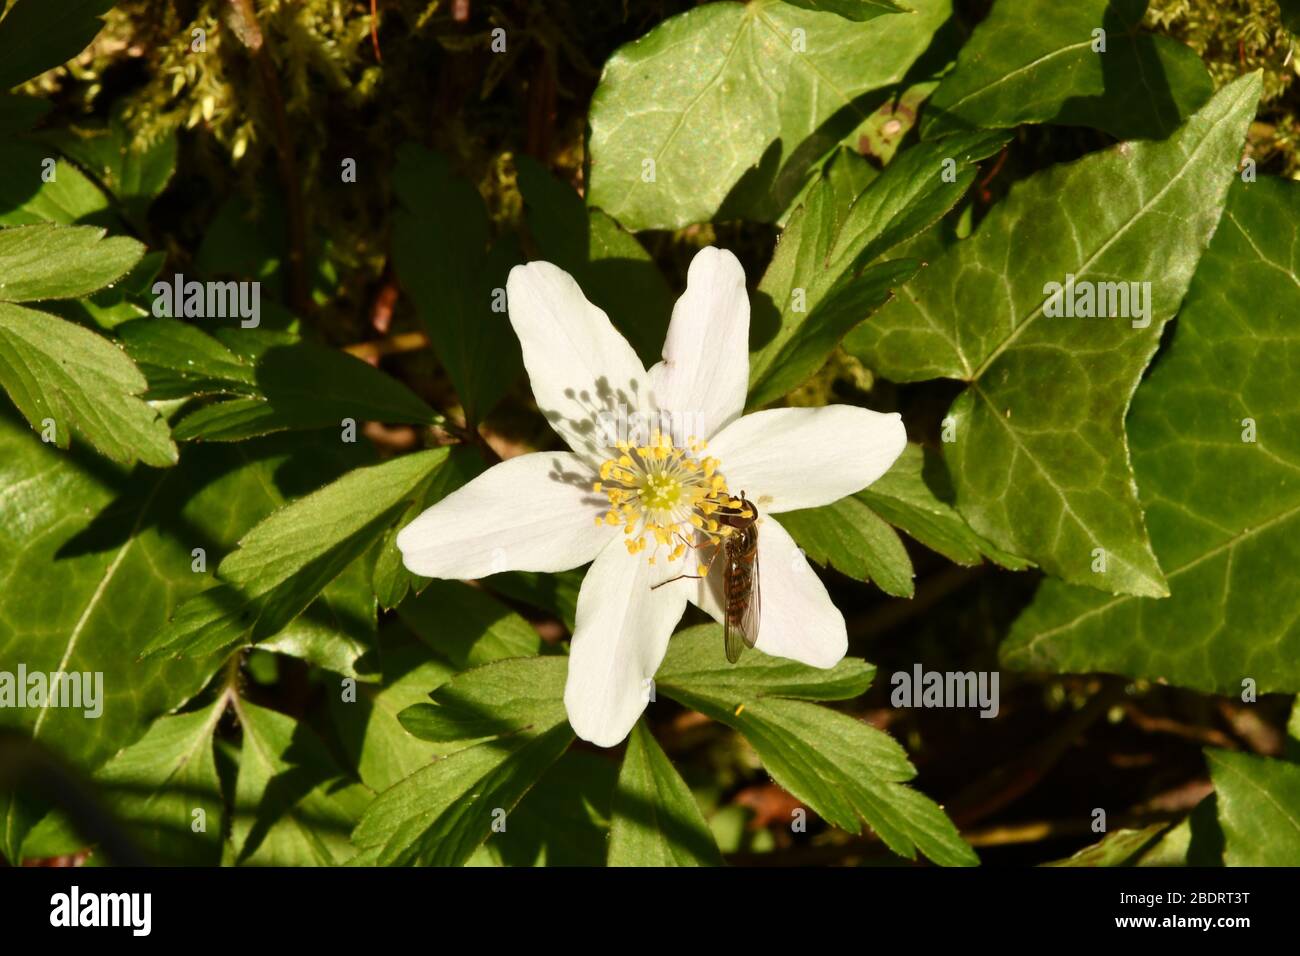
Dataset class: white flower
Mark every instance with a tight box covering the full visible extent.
[397,247,906,747]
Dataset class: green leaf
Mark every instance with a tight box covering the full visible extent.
[230,698,371,866]
[0,140,116,226]
[0,302,176,466]
[1206,749,1300,866]
[393,145,519,424]
[923,0,1213,141]
[750,132,1006,406]
[0,419,365,860]
[0,224,142,301]
[353,658,573,866]
[84,697,226,865]
[859,444,1031,568]
[259,554,377,680]
[1002,177,1300,693]
[849,74,1261,596]
[586,0,952,229]
[516,155,673,365]
[1041,823,1171,867]
[608,721,724,866]
[783,0,907,19]
[0,94,50,134]
[329,633,456,792]
[117,317,258,401]
[492,750,616,867]
[398,657,567,744]
[371,447,483,610]
[143,448,450,660]
[0,0,114,90]
[170,331,438,441]
[397,579,541,669]
[779,497,915,597]
[38,116,177,231]
[657,626,976,865]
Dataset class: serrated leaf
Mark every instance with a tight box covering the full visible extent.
[586,0,952,229]
[492,750,616,867]
[750,133,1006,406]
[1205,749,1300,866]
[1002,177,1300,693]
[1042,823,1170,867]
[779,496,915,597]
[170,331,439,441]
[392,145,520,424]
[397,580,541,669]
[923,0,1213,141]
[849,74,1261,596]
[143,448,449,660]
[859,444,1030,568]
[0,140,116,226]
[0,224,142,301]
[117,317,258,401]
[230,698,371,866]
[657,626,975,866]
[85,697,225,865]
[0,302,176,466]
[609,720,724,866]
[329,634,456,792]
[353,659,572,866]
[398,657,567,744]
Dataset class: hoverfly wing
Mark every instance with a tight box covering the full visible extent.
[722,520,760,664]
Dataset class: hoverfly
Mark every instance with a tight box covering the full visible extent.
[717,494,761,664]
[655,493,761,664]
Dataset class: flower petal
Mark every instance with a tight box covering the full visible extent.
[708,405,906,514]
[507,261,649,461]
[396,451,612,579]
[648,247,749,441]
[564,542,687,747]
[691,516,846,669]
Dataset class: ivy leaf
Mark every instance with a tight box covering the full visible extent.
[82,697,226,865]
[393,145,520,425]
[780,496,915,597]
[750,133,1005,407]
[1002,177,1300,693]
[515,155,673,365]
[0,223,143,302]
[352,658,573,866]
[1206,750,1300,866]
[0,418,367,860]
[0,0,114,90]
[849,74,1261,596]
[586,0,952,229]
[230,698,371,866]
[142,449,450,660]
[923,0,1213,141]
[608,720,724,866]
[657,626,976,866]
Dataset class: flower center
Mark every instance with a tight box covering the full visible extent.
[593,431,735,563]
